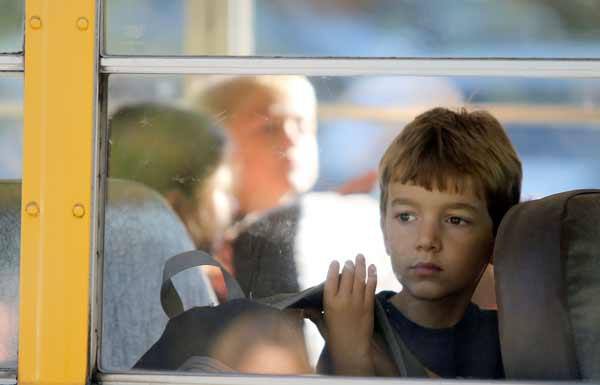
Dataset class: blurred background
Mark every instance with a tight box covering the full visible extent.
[2,0,600,196]
[96,0,600,199]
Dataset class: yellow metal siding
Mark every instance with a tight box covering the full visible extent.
[19,1,97,384]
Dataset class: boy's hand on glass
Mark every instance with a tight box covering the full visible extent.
[324,254,377,376]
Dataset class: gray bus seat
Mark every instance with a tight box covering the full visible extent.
[494,189,600,380]
[101,179,217,370]
[232,202,301,298]
[0,179,217,370]
[0,180,20,369]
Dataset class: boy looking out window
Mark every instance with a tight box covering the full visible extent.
[322,107,522,378]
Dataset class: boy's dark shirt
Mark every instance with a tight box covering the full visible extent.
[378,291,504,379]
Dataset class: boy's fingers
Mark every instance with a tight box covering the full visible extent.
[324,260,340,299]
[339,260,355,295]
[353,254,367,300]
[365,264,377,308]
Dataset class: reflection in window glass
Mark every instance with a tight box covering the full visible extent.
[0,0,24,54]
[101,86,220,370]
[102,73,600,376]
[104,0,600,57]
[104,0,253,56]
[0,74,23,370]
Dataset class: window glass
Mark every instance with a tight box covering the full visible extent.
[104,0,600,57]
[101,75,219,371]
[0,0,24,54]
[101,73,600,376]
[0,74,23,370]
[0,76,23,180]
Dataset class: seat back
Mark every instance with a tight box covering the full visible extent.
[0,181,20,369]
[232,202,301,298]
[0,179,217,370]
[494,189,600,380]
[101,179,216,370]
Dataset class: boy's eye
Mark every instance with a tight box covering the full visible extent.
[396,212,416,222]
[447,216,470,226]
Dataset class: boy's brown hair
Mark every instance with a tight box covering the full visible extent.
[379,107,522,233]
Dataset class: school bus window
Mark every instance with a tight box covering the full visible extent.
[0,0,24,54]
[99,73,600,378]
[103,0,253,56]
[0,74,23,371]
[103,0,600,58]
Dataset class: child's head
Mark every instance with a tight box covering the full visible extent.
[210,310,312,375]
[109,103,235,251]
[195,75,319,215]
[379,107,521,234]
[378,107,521,305]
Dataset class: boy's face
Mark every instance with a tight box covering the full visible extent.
[381,181,494,303]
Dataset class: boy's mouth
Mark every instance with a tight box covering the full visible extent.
[410,262,443,276]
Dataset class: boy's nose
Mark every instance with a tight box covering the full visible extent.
[416,220,442,253]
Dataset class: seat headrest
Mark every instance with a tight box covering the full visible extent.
[101,179,216,370]
[0,179,217,370]
[494,189,600,380]
[232,202,301,298]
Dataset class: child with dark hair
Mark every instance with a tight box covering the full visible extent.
[109,103,234,253]
[322,107,522,378]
